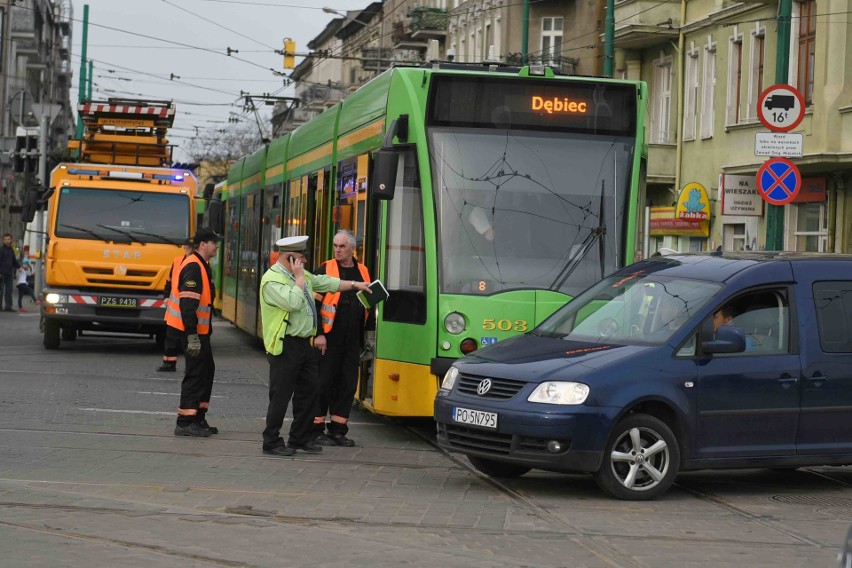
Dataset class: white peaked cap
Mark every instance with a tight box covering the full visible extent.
[275,235,309,252]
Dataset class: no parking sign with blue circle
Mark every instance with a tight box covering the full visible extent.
[756,157,801,205]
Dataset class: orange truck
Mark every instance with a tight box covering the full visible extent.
[35,99,197,349]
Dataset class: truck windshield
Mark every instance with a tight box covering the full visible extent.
[534,272,721,346]
[54,187,190,244]
[430,127,634,296]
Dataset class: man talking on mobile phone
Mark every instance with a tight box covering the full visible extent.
[258,235,372,457]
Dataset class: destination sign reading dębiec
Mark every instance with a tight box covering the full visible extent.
[530,96,588,114]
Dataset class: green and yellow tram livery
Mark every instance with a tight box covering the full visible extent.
[218,64,647,417]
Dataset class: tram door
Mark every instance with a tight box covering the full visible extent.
[258,182,282,337]
[336,154,380,403]
[310,169,331,267]
[236,192,260,334]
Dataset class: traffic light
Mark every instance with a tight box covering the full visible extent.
[12,127,39,174]
[12,132,25,174]
[25,130,38,173]
[283,39,296,70]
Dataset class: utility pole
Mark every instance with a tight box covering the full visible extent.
[521,0,529,65]
[35,113,48,296]
[765,0,793,251]
[75,4,89,140]
[603,0,614,77]
[87,60,94,99]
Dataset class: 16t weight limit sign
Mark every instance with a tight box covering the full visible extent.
[758,84,805,132]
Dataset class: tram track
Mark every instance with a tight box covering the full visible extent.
[403,420,850,561]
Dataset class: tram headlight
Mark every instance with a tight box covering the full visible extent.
[444,312,466,335]
[528,382,590,405]
[441,366,459,391]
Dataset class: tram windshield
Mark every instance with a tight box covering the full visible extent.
[430,127,635,296]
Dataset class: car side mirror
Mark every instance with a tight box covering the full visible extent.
[701,325,746,354]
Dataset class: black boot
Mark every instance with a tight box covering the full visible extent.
[156,361,176,372]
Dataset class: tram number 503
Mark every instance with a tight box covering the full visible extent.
[482,319,528,332]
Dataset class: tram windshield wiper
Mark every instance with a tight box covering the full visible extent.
[549,180,608,291]
[97,224,146,245]
[58,223,114,243]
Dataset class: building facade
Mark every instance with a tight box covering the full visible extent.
[618,0,852,254]
[0,0,74,246]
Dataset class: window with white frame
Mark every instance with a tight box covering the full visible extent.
[789,202,828,252]
[652,54,673,144]
[726,31,743,126]
[700,38,716,138]
[723,224,747,251]
[683,46,699,141]
[746,27,765,120]
[541,17,563,65]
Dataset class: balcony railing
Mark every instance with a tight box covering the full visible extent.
[361,47,393,71]
[392,21,428,50]
[410,7,447,38]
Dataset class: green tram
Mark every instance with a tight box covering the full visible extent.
[216,64,648,417]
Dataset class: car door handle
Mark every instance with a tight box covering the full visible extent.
[777,376,798,387]
[807,374,828,384]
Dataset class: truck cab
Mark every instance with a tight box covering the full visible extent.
[38,99,197,349]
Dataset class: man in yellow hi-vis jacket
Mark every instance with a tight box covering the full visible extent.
[259,235,371,457]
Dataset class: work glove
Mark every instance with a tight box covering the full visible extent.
[186,334,201,358]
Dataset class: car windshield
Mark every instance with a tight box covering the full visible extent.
[54,187,190,244]
[430,127,634,297]
[534,271,722,345]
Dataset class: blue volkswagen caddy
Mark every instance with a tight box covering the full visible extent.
[435,252,852,499]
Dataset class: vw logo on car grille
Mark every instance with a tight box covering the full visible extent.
[476,379,492,396]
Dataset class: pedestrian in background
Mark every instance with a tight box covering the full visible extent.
[258,235,371,457]
[312,230,373,447]
[16,260,39,312]
[157,240,194,372]
[167,227,220,437]
[0,234,20,312]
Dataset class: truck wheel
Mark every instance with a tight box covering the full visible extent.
[61,328,77,341]
[468,456,531,478]
[43,321,60,350]
[593,414,679,500]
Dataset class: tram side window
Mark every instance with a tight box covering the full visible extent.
[383,147,426,324]
[226,199,239,278]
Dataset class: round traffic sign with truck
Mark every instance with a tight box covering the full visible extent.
[758,84,805,132]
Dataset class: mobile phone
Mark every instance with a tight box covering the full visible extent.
[287,255,295,264]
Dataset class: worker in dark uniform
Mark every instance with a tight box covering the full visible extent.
[168,227,220,437]
[259,235,372,457]
[312,230,373,447]
[157,240,193,372]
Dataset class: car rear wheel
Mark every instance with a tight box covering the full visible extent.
[594,414,679,500]
[468,456,531,478]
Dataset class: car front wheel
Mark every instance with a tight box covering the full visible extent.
[593,414,679,500]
